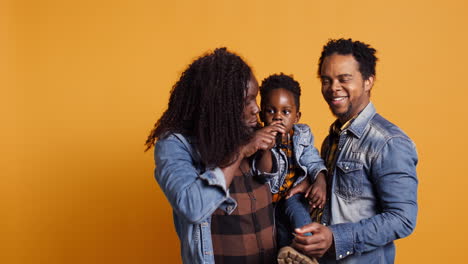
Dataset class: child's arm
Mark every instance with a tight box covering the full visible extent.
[256,150,274,173]
[286,177,312,198]
[286,172,326,208]
[306,171,327,208]
[251,121,286,176]
[290,124,327,207]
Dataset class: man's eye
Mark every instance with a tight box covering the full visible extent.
[321,79,330,85]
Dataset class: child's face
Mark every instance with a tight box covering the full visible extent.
[261,88,301,133]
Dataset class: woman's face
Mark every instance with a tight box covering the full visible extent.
[242,75,260,132]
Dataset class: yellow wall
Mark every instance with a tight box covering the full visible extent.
[3,0,468,263]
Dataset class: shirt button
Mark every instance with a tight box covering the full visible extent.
[227,206,233,211]
[338,147,342,151]
[322,223,327,226]
[347,251,350,255]
[343,131,347,134]
[339,254,343,258]
[345,166,349,170]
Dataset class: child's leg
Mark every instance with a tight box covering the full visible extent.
[283,193,313,236]
[275,202,294,248]
[277,194,318,264]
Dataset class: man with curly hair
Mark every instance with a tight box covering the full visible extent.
[291,39,418,264]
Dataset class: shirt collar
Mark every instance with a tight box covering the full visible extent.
[329,102,377,138]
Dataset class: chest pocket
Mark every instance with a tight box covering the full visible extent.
[335,161,364,202]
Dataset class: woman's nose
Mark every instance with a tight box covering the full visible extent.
[252,102,260,115]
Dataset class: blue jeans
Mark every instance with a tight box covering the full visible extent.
[275,193,312,248]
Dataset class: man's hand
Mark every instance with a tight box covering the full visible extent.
[291,223,334,258]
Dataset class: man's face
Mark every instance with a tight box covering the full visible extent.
[261,88,300,134]
[242,75,260,133]
[320,53,374,123]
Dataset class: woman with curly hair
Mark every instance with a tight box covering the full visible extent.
[146,48,285,264]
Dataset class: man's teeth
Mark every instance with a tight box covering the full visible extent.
[332,97,345,101]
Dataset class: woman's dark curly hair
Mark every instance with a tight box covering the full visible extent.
[259,73,301,112]
[145,48,253,168]
[317,38,378,80]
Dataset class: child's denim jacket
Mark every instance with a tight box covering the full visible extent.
[253,123,327,193]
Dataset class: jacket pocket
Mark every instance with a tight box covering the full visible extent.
[334,161,363,202]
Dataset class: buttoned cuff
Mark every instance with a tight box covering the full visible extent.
[199,167,237,214]
[251,152,278,180]
[199,167,228,191]
[217,197,237,214]
[329,223,355,260]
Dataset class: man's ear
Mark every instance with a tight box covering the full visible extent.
[295,111,302,123]
[364,75,375,92]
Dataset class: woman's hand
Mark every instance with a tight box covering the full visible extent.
[240,121,286,158]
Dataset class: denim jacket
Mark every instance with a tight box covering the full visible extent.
[253,124,326,192]
[319,102,418,264]
[154,133,237,264]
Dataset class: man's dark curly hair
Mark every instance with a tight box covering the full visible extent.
[145,47,253,168]
[259,73,301,112]
[318,38,378,80]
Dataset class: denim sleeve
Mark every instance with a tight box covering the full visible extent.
[251,150,279,180]
[329,136,418,259]
[154,136,236,224]
[299,129,327,182]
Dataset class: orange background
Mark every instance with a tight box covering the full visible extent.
[3,0,468,263]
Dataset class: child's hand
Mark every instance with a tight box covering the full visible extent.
[306,172,327,209]
[285,178,311,199]
[264,120,287,143]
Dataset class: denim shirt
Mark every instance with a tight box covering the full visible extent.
[252,124,327,192]
[319,102,418,264]
[154,133,237,264]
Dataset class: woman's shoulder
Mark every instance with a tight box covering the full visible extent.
[156,133,194,152]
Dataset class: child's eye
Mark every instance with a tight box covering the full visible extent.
[283,110,291,115]
[265,109,275,114]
